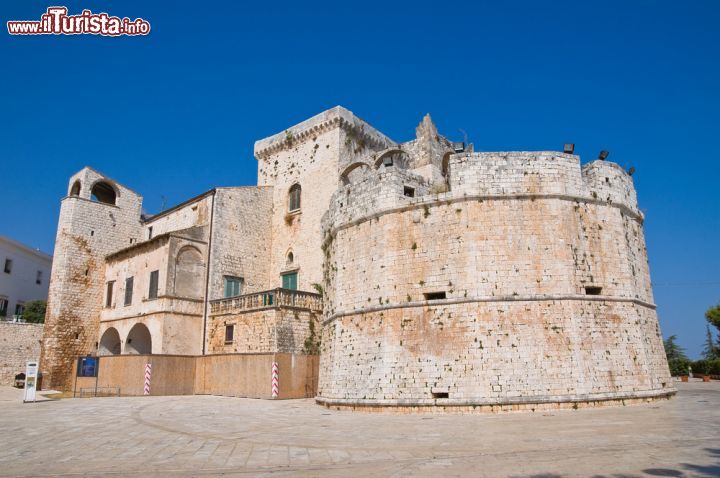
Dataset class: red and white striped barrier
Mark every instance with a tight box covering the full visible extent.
[144,363,152,396]
[271,361,279,398]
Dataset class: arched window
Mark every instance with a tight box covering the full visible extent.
[69,180,81,196]
[90,181,117,205]
[339,162,370,186]
[288,184,301,212]
[374,150,410,170]
[286,251,294,266]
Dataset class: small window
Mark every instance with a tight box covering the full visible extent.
[124,277,134,306]
[36,270,42,285]
[282,271,298,290]
[106,281,115,307]
[225,324,235,344]
[423,291,446,301]
[148,270,159,300]
[3,259,12,274]
[0,298,7,317]
[288,184,301,212]
[403,186,415,198]
[148,227,153,240]
[286,251,294,266]
[223,276,243,298]
[432,391,449,399]
[585,286,603,295]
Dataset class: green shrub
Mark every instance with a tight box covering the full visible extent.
[668,358,691,377]
[691,358,720,375]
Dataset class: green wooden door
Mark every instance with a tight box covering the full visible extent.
[282,272,298,290]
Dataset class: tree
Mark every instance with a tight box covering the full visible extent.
[663,335,690,376]
[702,325,718,360]
[705,304,720,345]
[22,300,46,323]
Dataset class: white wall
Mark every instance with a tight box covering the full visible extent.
[0,236,52,321]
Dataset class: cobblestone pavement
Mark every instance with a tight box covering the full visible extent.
[0,382,718,477]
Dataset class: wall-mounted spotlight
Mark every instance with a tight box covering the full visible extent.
[452,142,465,153]
[598,150,609,160]
[563,143,575,154]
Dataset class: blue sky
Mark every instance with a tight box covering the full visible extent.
[1,1,718,357]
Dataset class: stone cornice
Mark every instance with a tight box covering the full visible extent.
[254,106,395,160]
[315,388,676,409]
[323,294,657,325]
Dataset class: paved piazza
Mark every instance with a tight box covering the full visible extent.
[0,382,718,477]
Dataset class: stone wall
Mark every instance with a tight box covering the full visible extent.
[207,308,320,355]
[318,150,672,409]
[0,322,43,385]
[142,192,214,239]
[207,187,274,299]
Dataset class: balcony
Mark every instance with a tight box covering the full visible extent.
[209,288,323,315]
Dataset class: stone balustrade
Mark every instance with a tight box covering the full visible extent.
[210,288,323,315]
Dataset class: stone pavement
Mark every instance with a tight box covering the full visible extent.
[0,382,718,477]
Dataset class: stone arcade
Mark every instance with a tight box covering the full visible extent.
[40,106,674,410]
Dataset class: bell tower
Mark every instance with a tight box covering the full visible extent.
[40,167,143,390]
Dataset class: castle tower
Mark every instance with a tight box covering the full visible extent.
[254,106,394,292]
[40,168,142,390]
[318,140,673,411]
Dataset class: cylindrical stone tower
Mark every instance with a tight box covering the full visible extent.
[317,151,673,411]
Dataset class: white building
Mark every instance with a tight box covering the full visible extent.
[0,235,52,321]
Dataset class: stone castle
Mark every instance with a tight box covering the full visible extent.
[40,106,674,410]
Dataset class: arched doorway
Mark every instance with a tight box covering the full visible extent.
[125,323,152,355]
[98,328,121,355]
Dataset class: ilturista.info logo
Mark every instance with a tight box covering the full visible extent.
[7,7,151,36]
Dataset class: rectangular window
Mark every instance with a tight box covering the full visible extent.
[403,186,415,198]
[36,270,42,285]
[225,324,234,344]
[3,259,12,274]
[106,281,114,307]
[148,226,153,240]
[223,276,243,298]
[124,277,134,306]
[0,298,7,317]
[585,286,603,295]
[281,272,298,290]
[423,291,447,301]
[148,270,159,300]
[288,185,301,212]
[15,303,25,317]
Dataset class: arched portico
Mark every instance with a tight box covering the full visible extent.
[125,323,152,355]
[98,327,121,355]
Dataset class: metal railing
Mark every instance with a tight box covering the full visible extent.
[210,288,323,315]
[76,386,121,398]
